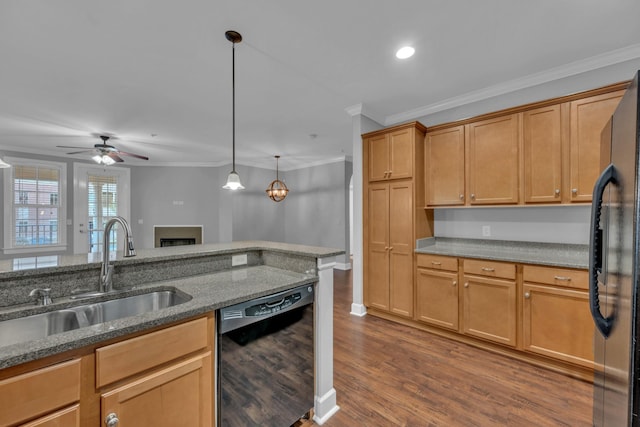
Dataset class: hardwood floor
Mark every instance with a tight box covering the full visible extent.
[314,269,593,426]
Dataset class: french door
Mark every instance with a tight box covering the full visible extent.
[73,164,130,254]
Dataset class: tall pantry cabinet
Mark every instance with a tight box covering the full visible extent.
[363,122,433,318]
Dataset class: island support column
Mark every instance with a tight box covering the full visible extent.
[313,256,340,424]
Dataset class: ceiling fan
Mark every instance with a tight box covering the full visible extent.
[57,135,149,165]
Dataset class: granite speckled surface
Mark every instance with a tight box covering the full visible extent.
[0,265,317,369]
[0,241,343,370]
[415,237,589,269]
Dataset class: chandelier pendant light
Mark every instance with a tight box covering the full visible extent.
[222,30,245,190]
[266,155,289,202]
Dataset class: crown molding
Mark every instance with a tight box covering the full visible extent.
[344,103,384,125]
[385,43,640,125]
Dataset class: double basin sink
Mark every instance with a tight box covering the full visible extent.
[0,289,192,348]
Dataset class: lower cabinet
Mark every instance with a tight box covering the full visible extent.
[412,255,592,376]
[0,315,214,427]
[100,352,212,427]
[462,260,517,347]
[0,358,81,427]
[522,266,593,367]
[416,255,459,331]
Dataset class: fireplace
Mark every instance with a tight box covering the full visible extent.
[154,226,203,248]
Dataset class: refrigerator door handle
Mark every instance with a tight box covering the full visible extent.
[589,163,617,338]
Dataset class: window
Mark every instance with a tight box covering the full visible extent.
[3,157,67,254]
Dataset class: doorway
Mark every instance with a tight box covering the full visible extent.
[73,163,130,254]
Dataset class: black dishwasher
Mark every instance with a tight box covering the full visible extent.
[217,283,315,427]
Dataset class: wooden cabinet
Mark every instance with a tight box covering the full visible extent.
[466,114,520,205]
[0,359,81,427]
[462,260,517,347]
[425,126,465,206]
[363,122,431,319]
[523,104,563,203]
[416,254,459,331]
[367,126,415,181]
[568,90,625,202]
[100,352,212,427]
[20,405,80,427]
[522,266,593,367]
[97,317,213,426]
[366,181,414,317]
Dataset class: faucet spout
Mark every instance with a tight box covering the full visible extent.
[100,216,136,293]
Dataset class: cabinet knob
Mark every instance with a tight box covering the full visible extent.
[452,280,457,287]
[572,188,578,195]
[524,292,531,299]
[105,413,120,427]
[470,194,475,200]
[464,282,469,288]
[555,189,560,196]
[459,194,464,200]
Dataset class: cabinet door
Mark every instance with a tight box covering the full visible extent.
[366,182,390,311]
[101,352,213,427]
[523,283,594,367]
[425,126,465,205]
[20,405,80,427]
[388,128,414,180]
[416,268,458,330]
[462,275,516,347]
[389,181,414,317]
[569,91,624,201]
[523,105,562,203]
[467,114,520,204]
[367,133,390,181]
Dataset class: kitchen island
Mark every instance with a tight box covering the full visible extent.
[0,241,343,426]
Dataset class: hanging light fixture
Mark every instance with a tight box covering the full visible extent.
[222,30,245,190]
[266,155,289,202]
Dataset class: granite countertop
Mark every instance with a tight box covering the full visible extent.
[0,240,344,277]
[0,264,317,369]
[415,237,589,269]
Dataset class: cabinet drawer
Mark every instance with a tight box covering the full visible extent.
[416,254,458,271]
[0,359,81,426]
[463,259,515,280]
[523,265,588,290]
[20,404,80,427]
[96,317,209,388]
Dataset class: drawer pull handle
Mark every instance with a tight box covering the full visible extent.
[554,275,572,281]
[481,267,495,272]
[524,292,531,299]
[431,261,442,265]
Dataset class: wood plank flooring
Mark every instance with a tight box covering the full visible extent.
[312,269,593,426]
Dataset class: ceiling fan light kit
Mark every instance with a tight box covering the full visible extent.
[266,155,289,202]
[57,135,149,165]
[222,30,245,191]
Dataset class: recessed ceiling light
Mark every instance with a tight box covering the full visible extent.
[396,46,415,59]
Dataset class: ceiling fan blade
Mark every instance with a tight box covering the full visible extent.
[117,151,149,160]
[56,145,92,149]
[66,149,94,155]
[108,153,125,163]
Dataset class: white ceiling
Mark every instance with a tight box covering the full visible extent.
[1,0,639,170]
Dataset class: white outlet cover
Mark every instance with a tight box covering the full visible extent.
[232,254,248,266]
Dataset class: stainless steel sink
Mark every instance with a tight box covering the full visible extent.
[0,289,191,347]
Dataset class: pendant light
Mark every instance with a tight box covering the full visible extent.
[222,30,245,190]
[266,155,289,202]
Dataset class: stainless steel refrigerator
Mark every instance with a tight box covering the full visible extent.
[591,70,640,426]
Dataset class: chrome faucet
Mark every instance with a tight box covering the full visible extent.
[29,288,52,306]
[100,216,136,293]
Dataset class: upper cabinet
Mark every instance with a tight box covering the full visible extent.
[425,125,465,206]
[423,82,628,207]
[366,123,426,181]
[568,90,625,202]
[523,104,563,203]
[467,114,520,205]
